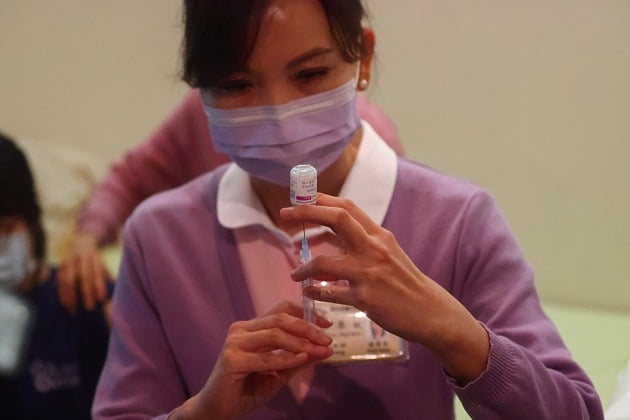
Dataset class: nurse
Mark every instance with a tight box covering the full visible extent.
[93,1,603,419]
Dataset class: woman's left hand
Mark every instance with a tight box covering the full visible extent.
[280,193,490,385]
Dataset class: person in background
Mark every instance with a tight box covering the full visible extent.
[93,0,603,418]
[0,133,111,420]
[58,89,403,315]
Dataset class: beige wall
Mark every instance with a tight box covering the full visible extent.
[0,1,188,160]
[1,1,629,310]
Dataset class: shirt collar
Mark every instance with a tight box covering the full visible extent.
[217,120,398,243]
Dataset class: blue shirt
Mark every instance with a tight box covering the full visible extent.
[0,267,112,420]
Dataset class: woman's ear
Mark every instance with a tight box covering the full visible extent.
[358,27,375,91]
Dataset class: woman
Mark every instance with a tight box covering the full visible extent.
[0,134,112,419]
[93,1,604,419]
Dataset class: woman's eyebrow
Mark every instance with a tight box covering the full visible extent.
[286,47,334,69]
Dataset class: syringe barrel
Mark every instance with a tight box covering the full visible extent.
[302,278,316,323]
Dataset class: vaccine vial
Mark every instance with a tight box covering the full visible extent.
[290,164,317,206]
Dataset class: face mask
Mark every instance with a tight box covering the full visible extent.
[0,232,35,290]
[202,78,361,186]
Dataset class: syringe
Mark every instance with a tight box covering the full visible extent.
[290,164,318,323]
[300,232,316,324]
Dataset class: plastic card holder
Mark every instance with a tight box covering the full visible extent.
[316,301,409,365]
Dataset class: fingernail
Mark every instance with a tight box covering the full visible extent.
[315,329,333,345]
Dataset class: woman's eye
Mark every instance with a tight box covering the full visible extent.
[296,68,330,82]
[213,80,253,96]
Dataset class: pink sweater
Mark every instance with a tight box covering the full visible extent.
[77,90,403,245]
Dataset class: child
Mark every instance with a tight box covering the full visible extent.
[0,133,112,420]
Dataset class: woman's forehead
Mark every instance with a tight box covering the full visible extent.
[248,0,339,66]
[261,0,328,28]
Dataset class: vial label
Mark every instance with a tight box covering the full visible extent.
[290,164,317,206]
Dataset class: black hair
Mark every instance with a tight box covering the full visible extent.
[0,133,46,266]
[181,0,367,88]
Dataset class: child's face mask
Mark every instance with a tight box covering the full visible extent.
[0,231,35,290]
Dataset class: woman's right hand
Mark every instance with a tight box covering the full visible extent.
[58,232,110,314]
[173,301,333,420]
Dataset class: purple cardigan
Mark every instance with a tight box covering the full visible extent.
[93,159,603,419]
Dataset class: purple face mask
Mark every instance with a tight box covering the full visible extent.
[202,78,361,186]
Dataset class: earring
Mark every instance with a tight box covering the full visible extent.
[359,79,369,90]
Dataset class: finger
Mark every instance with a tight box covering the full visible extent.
[304,283,356,308]
[261,300,332,329]
[279,203,368,251]
[237,329,331,358]
[57,260,78,315]
[291,254,358,284]
[261,300,305,318]
[244,313,332,347]
[91,254,107,303]
[313,193,383,235]
[79,255,96,311]
[237,351,310,374]
[310,273,339,282]
[314,313,334,329]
